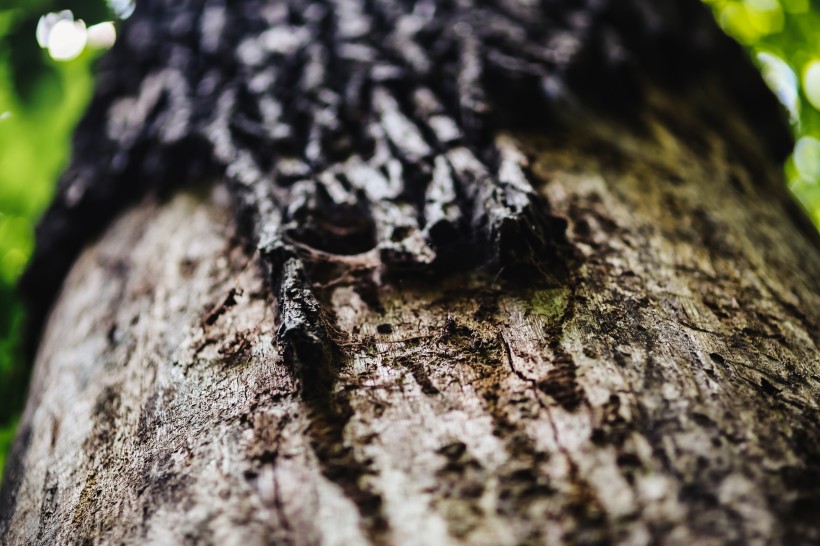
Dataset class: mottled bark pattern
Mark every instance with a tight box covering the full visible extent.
[3,94,819,544]
[4,0,819,544]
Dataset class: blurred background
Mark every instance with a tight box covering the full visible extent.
[0,0,132,473]
[0,0,818,474]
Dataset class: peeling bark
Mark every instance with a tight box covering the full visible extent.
[20,0,790,353]
[3,0,820,545]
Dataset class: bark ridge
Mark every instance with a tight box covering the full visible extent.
[21,0,789,355]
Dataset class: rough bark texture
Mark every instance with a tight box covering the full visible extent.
[19,0,791,353]
[3,95,819,545]
[3,0,820,545]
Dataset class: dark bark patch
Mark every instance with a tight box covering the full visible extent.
[779,457,820,544]
[691,207,732,258]
[759,377,780,397]
[396,355,440,396]
[22,0,790,358]
[303,391,390,544]
[49,415,60,452]
[497,458,555,514]
[202,287,242,327]
[709,352,726,365]
[433,442,487,537]
[277,264,388,541]
[564,466,611,545]
[35,471,58,543]
[83,384,122,466]
[376,323,392,335]
[654,106,713,158]
[283,188,378,255]
[245,411,290,465]
[178,256,199,277]
[136,390,161,446]
[218,332,254,368]
[591,394,631,449]
[537,351,584,411]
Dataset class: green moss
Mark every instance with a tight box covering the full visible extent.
[530,288,568,321]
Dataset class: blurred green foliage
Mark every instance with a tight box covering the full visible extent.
[0,0,818,477]
[0,1,112,475]
[705,0,820,224]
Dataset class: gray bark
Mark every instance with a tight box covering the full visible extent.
[2,0,820,544]
[2,87,819,545]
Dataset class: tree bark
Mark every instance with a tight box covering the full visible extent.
[3,94,819,545]
[2,0,820,545]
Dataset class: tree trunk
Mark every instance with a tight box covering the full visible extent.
[2,1,819,545]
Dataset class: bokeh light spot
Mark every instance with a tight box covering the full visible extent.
[36,11,117,62]
[757,52,799,121]
[107,0,136,20]
[803,60,820,111]
[36,11,74,49]
[794,136,820,180]
[87,22,117,49]
[47,19,88,61]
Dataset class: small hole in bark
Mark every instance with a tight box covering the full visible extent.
[708,352,725,365]
[438,442,467,460]
[760,378,780,396]
[425,219,460,248]
[573,218,592,238]
[376,323,392,334]
[390,226,412,242]
[616,453,642,468]
[286,203,377,255]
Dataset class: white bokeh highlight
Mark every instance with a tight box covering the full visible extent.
[36,10,117,62]
[803,60,820,111]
